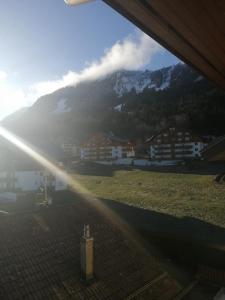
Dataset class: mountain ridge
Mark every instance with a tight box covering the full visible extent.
[2,63,225,144]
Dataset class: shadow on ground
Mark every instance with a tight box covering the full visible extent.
[71,161,135,177]
[71,160,225,177]
[138,161,225,176]
[100,197,225,270]
[71,161,115,176]
[53,191,225,271]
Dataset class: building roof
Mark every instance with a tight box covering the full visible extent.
[0,198,180,299]
[0,159,45,172]
[81,133,131,148]
[104,0,225,90]
[146,128,167,144]
[201,136,225,161]
[146,127,202,144]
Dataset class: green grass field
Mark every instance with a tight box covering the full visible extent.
[73,166,225,228]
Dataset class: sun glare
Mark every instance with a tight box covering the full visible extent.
[0,125,149,256]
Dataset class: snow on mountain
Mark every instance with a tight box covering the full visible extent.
[53,98,71,114]
[3,62,221,142]
[3,63,207,127]
[113,70,152,97]
[113,66,176,97]
[155,65,175,91]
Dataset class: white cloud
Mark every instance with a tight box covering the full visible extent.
[0,31,162,120]
[0,70,34,120]
[0,85,27,120]
[31,31,162,96]
[0,70,7,81]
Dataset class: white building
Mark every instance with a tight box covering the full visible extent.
[80,133,135,161]
[148,128,207,161]
[62,143,80,159]
[0,169,67,192]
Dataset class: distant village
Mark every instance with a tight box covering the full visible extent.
[61,127,224,166]
[0,126,224,204]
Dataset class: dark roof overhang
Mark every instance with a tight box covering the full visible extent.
[104,0,225,91]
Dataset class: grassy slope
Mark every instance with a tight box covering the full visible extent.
[73,168,225,227]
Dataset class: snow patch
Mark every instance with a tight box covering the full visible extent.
[113,71,152,97]
[114,104,123,112]
[148,83,157,89]
[113,66,176,96]
[53,98,71,114]
[155,66,174,91]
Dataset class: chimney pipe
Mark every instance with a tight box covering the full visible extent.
[81,225,94,281]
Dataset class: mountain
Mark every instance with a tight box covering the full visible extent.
[2,63,225,145]
[3,107,28,123]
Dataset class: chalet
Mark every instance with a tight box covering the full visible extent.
[148,128,206,161]
[80,133,135,161]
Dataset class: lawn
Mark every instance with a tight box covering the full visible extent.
[72,165,225,228]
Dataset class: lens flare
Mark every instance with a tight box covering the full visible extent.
[0,125,150,256]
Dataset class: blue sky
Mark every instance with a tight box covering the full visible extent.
[0,0,179,119]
